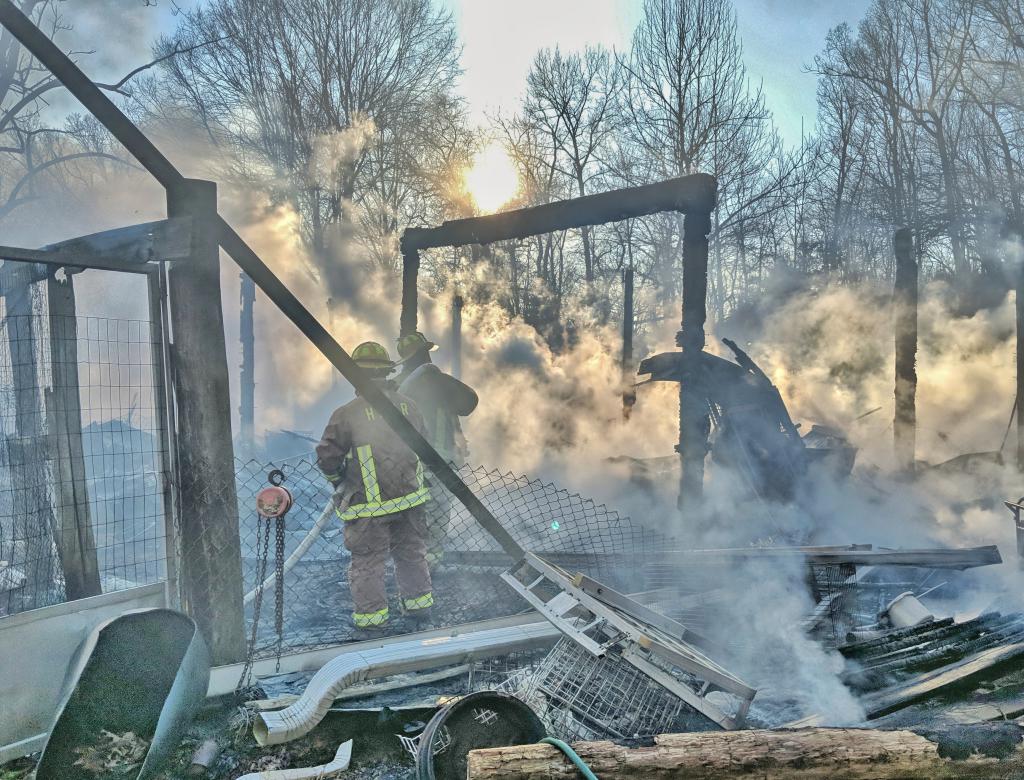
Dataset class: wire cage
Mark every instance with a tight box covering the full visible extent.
[501,637,688,743]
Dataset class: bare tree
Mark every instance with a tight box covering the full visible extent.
[158,0,464,296]
[617,0,799,318]
[523,46,620,285]
[0,0,168,224]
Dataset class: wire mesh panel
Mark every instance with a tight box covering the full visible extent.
[0,262,172,616]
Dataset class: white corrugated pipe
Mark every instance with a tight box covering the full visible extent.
[236,739,352,779]
[244,498,337,606]
[253,621,559,745]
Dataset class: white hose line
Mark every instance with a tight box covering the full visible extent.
[236,739,352,779]
[244,499,336,607]
[253,621,560,745]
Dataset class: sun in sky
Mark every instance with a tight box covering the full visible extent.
[463,142,520,214]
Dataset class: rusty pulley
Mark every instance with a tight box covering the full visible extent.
[256,468,293,518]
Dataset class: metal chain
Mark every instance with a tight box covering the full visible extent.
[274,514,286,672]
[237,515,272,692]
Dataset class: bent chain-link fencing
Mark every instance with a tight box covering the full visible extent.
[236,453,667,660]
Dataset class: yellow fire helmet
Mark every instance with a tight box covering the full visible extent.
[351,341,395,370]
[396,331,438,360]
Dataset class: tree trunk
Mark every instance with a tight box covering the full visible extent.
[934,121,968,279]
[893,228,918,473]
[467,727,1024,779]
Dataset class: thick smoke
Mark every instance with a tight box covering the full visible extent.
[8,102,1024,728]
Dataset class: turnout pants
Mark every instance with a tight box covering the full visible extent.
[343,506,433,627]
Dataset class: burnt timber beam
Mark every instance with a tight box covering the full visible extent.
[442,545,1000,570]
[401,175,716,251]
[397,175,716,337]
[678,208,711,511]
[166,178,246,663]
[864,639,1024,719]
[0,246,148,277]
[0,0,525,562]
[0,218,191,282]
[893,228,918,472]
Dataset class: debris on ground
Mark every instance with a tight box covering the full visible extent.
[72,730,149,777]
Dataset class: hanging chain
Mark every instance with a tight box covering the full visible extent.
[237,514,272,692]
[274,513,286,672]
[238,468,292,690]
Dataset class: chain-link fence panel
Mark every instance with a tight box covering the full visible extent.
[236,452,668,662]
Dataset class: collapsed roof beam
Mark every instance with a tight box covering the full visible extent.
[0,218,192,283]
[400,175,717,252]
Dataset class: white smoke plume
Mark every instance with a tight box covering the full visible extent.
[307,115,377,188]
[7,106,1024,728]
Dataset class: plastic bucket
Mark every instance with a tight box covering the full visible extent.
[883,592,935,628]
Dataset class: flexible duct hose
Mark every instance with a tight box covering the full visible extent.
[253,621,559,745]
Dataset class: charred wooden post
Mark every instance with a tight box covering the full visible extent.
[622,267,635,419]
[1,261,55,609]
[44,272,102,600]
[893,228,918,472]
[451,293,463,380]
[678,208,712,511]
[148,266,181,606]
[239,272,256,455]
[1015,220,1024,472]
[400,246,420,337]
[166,178,246,663]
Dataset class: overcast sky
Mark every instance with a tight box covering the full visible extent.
[79,0,873,147]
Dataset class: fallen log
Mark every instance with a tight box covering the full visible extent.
[466,726,1024,779]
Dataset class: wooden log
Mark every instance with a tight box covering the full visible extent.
[467,727,1024,779]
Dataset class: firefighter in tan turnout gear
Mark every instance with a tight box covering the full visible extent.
[316,341,433,630]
